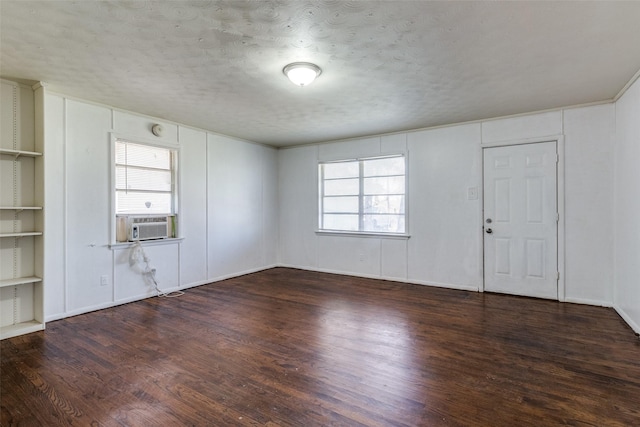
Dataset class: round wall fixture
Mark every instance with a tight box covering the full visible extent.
[151,124,164,137]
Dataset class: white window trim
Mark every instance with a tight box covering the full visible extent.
[109,132,181,246]
[315,230,410,239]
[318,154,408,237]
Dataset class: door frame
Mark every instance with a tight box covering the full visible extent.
[479,135,565,301]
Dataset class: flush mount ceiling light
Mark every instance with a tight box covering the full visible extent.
[283,62,322,87]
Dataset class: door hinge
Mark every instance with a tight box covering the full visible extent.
[556,272,560,281]
[556,212,560,222]
[556,154,559,163]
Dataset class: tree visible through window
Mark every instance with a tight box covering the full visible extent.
[319,155,405,233]
[115,139,176,215]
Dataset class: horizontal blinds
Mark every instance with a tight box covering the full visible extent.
[115,140,174,215]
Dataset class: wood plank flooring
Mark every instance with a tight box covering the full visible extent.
[2,267,639,426]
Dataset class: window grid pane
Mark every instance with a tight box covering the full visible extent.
[323,161,359,179]
[322,214,359,231]
[364,176,405,195]
[323,196,359,213]
[324,178,359,196]
[363,157,405,177]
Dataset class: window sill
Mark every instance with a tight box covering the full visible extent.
[315,230,410,239]
[109,237,184,250]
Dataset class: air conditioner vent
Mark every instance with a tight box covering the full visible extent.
[127,216,170,241]
[131,216,167,224]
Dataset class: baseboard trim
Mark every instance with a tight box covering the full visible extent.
[564,297,613,308]
[276,264,480,292]
[45,264,279,323]
[46,264,636,338]
[206,264,279,284]
[614,304,640,336]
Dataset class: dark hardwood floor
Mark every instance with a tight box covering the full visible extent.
[2,268,639,426]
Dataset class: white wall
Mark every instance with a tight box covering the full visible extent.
[563,105,615,305]
[614,77,640,334]
[43,94,278,321]
[407,124,481,290]
[39,86,635,330]
[279,105,616,305]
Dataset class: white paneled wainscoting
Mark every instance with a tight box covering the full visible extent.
[42,93,278,322]
[279,105,617,308]
[29,79,640,338]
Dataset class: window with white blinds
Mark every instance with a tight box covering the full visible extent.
[319,155,406,234]
[115,139,176,215]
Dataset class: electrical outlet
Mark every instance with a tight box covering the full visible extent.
[100,275,109,286]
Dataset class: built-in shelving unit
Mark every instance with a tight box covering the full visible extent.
[1,79,44,340]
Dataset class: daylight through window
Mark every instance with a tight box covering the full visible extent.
[115,139,176,215]
[319,155,406,234]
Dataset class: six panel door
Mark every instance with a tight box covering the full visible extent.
[483,141,558,299]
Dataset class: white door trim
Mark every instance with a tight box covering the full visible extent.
[480,135,565,301]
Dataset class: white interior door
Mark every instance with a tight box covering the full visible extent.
[483,141,558,299]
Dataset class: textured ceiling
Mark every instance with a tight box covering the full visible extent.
[2,1,640,147]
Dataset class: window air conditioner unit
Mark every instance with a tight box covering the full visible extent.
[127,216,170,241]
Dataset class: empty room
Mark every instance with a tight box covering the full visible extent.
[1,1,640,425]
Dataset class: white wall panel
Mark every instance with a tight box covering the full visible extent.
[407,124,482,290]
[278,145,319,268]
[44,94,279,320]
[114,243,179,301]
[381,133,407,155]
[318,136,380,161]
[482,111,562,143]
[65,100,113,311]
[178,126,208,286]
[113,110,178,143]
[207,135,265,279]
[317,235,380,277]
[41,88,636,331]
[614,77,640,333]
[262,147,279,266]
[381,238,407,280]
[42,94,66,319]
[563,104,615,304]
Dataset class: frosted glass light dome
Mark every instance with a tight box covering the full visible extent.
[283,62,322,87]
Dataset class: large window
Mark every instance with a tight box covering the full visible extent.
[319,155,406,234]
[115,139,177,215]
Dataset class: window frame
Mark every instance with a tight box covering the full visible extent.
[109,133,180,245]
[318,154,408,237]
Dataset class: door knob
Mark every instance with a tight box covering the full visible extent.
[485,228,493,234]
[486,218,492,224]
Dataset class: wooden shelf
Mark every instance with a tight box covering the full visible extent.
[0,207,42,213]
[0,232,42,238]
[0,148,42,158]
[0,276,42,289]
[0,320,44,340]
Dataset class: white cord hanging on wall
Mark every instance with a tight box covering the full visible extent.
[129,241,183,298]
